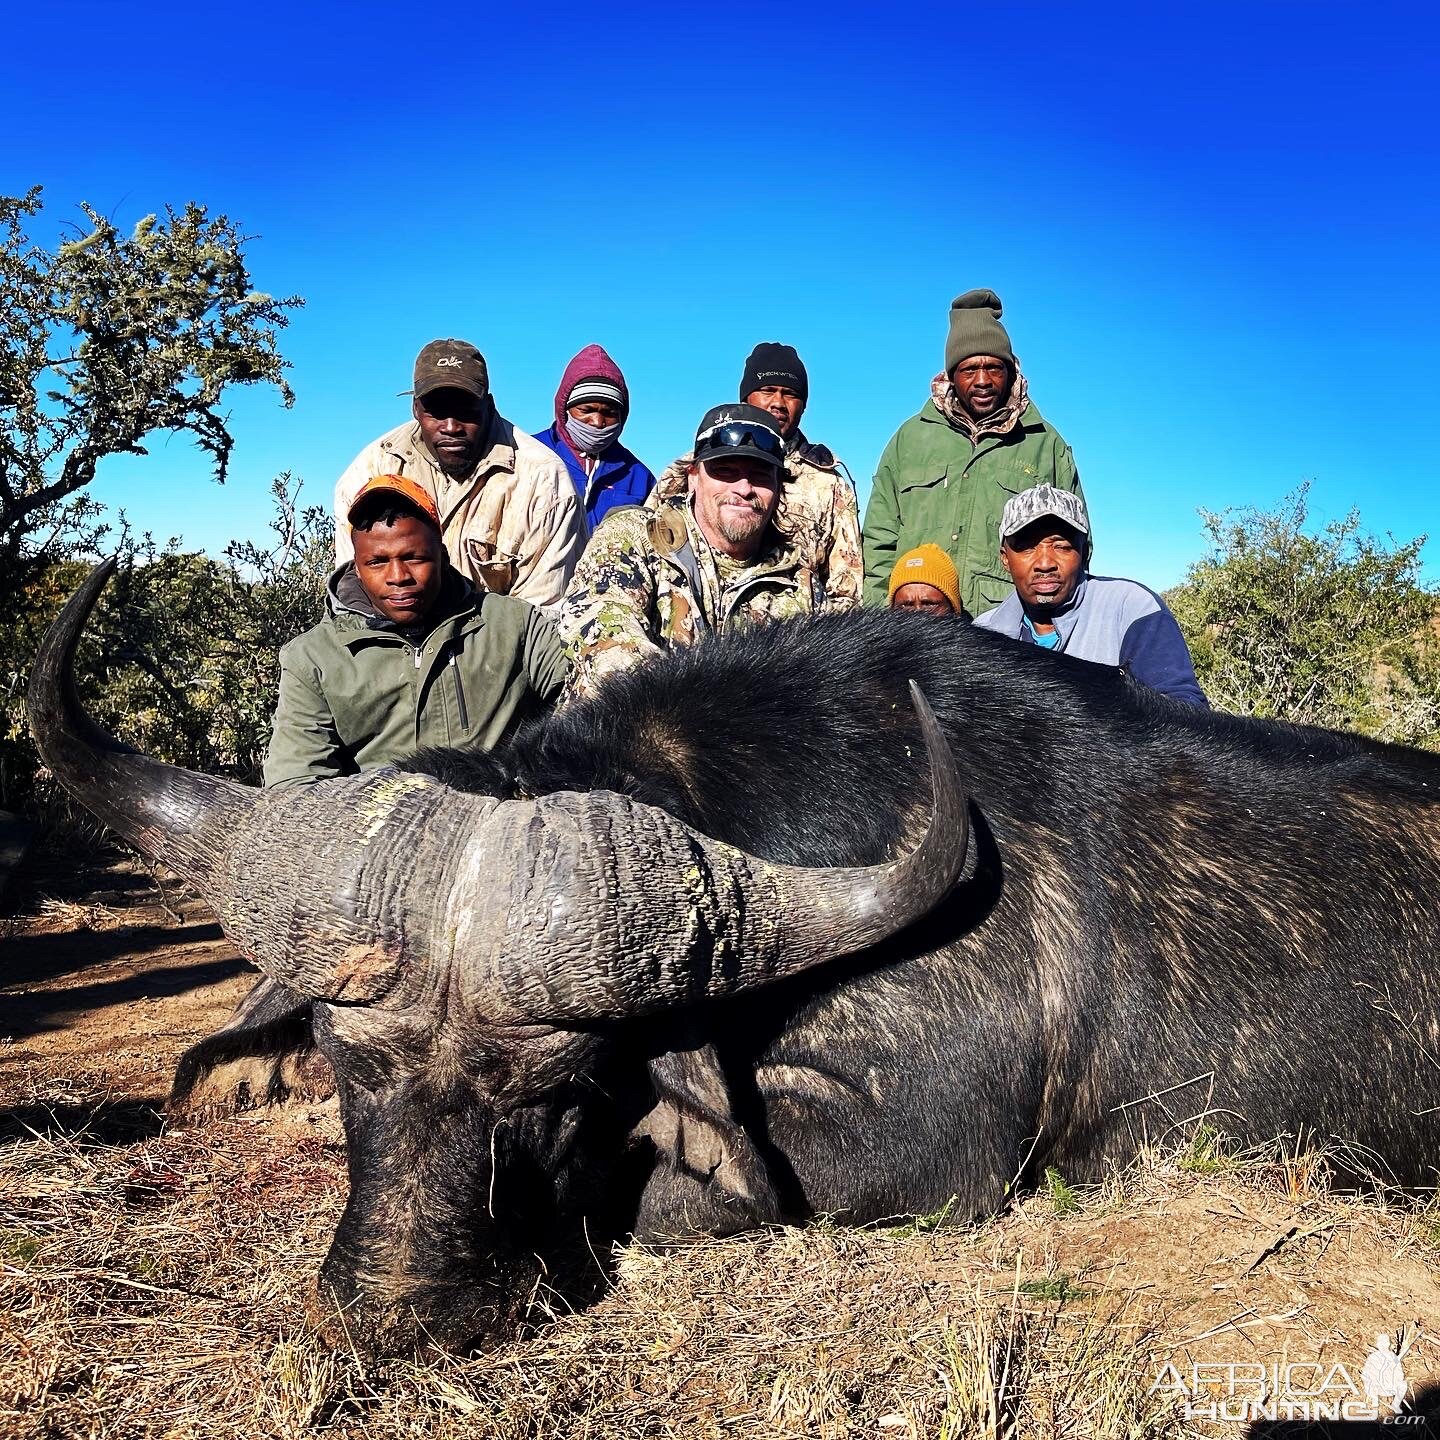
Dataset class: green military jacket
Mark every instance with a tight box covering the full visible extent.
[556,499,818,699]
[264,566,570,790]
[861,399,1083,617]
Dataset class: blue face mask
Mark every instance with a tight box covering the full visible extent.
[565,415,621,457]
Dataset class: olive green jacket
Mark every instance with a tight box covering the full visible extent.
[861,399,1083,616]
[264,566,569,790]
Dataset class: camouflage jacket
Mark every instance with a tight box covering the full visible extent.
[557,500,819,698]
[648,431,862,610]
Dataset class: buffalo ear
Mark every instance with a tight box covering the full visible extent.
[170,977,334,1124]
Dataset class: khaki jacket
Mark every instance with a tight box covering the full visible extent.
[557,500,820,699]
[264,567,569,790]
[648,433,862,610]
[334,413,585,610]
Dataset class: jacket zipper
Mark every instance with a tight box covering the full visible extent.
[450,647,469,732]
[719,571,799,627]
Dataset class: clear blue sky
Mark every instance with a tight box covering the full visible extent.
[7,0,1438,591]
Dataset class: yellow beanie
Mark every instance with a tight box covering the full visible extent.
[887,543,962,612]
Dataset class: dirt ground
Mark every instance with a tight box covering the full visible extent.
[3,854,1439,1439]
[2,855,254,1108]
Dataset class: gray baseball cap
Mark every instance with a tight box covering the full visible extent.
[999,485,1090,542]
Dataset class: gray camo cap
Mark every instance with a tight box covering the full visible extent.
[999,485,1090,542]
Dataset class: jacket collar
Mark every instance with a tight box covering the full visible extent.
[393,411,517,491]
[1000,574,1090,648]
[918,395,1044,436]
[788,427,837,471]
[327,562,480,640]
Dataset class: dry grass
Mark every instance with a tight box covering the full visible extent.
[4,1091,1438,1440]
[32,896,122,932]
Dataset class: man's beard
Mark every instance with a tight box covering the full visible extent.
[435,450,476,479]
[715,501,765,546]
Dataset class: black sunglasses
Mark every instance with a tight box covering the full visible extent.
[417,390,488,422]
[694,422,785,461]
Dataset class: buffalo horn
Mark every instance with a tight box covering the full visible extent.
[27,559,259,900]
[473,682,970,1023]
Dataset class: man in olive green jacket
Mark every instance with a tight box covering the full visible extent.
[862,289,1084,618]
[265,474,569,790]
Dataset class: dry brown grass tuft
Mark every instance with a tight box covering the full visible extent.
[33,896,122,932]
[2,1104,1437,1439]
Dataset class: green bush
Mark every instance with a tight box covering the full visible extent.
[5,476,332,831]
[1168,485,1440,747]
[0,185,306,838]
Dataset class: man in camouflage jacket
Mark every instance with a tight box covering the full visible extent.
[646,343,862,610]
[559,404,821,698]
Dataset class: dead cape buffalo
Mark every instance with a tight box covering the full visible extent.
[30,561,1440,1355]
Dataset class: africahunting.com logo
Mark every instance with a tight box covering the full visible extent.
[1150,1328,1423,1423]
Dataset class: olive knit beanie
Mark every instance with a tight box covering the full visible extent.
[944,289,1015,376]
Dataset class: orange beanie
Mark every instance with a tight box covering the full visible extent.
[887,543,962,612]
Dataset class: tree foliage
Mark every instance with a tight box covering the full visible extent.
[0,186,300,573]
[5,476,333,826]
[0,186,310,835]
[1169,486,1440,746]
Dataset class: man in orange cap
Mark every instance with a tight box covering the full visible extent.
[265,475,570,789]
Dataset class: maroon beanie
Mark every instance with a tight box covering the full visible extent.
[553,344,629,431]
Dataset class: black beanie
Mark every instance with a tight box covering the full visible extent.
[739,342,808,401]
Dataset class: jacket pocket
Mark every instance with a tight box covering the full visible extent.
[887,466,956,550]
[973,570,1014,614]
[895,465,950,496]
[894,466,958,551]
[993,467,1038,498]
[466,538,520,596]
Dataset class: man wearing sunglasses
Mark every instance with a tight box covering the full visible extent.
[647,343,862,611]
[335,339,585,610]
[558,404,825,698]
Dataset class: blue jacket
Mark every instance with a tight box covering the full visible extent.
[533,424,656,534]
[974,575,1208,707]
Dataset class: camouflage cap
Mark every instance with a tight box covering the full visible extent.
[413,339,489,401]
[999,485,1090,542]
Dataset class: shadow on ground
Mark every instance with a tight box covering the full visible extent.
[2,951,248,1040]
[0,1097,167,1145]
[3,919,227,987]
